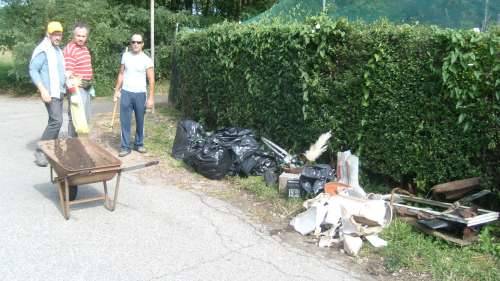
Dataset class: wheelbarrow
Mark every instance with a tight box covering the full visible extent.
[38,138,159,220]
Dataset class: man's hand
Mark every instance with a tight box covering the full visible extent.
[39,87,51,103]
[72,76,82,88]
[113,90,121,102]
[146,96,154,109]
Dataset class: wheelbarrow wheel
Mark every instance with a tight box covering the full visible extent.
[69,185,78,201]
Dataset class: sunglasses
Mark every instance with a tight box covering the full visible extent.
[130,41,143,44]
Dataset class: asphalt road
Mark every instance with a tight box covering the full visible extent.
[0,95,374,281]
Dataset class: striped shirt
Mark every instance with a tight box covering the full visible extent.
[63,41,93,80]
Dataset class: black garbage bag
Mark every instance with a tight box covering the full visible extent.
[240,151,278,176]
[212,128,259,174]
[182,139,205,167]
[231,135,259,165]
[176,123,276,179]
[172,120,206,160]
[187,136,233,180]
[213,127,255,148]
[299,164,335,195]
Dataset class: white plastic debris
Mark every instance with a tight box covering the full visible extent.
[290,180,393,256]
[336,151,366,198]
[345,155,366,198]
[365,235,388,248]
[290,204,328,236]
[343,235,363,256]
[336,151,351,185]
[318,236,340,248]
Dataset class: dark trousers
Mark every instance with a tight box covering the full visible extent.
[41,97,63,141]
[119,89,146,151]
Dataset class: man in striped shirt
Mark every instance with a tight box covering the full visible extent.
[63,22,93,137]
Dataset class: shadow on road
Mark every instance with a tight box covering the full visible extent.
[33,182,108,215]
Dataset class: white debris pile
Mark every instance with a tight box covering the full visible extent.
[289,151,393,256]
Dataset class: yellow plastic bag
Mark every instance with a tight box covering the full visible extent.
[70,89,89,134]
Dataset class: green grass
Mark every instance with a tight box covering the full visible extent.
[229,176,279,200]
[144,81,499,281]
[363,176,500,281]
[379,219,500,281]
[143,101,184,168]
[228,175,304,217]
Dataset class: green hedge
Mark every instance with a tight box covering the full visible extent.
[172,17,499,192]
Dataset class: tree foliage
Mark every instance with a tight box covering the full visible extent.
[107,0,277,20]
[0,0,201,92]
[0,0,276,91]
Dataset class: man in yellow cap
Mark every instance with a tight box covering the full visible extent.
[29,21,66,167]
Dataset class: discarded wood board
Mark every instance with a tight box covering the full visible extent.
[431,177,480,200]
[400,217,477,246]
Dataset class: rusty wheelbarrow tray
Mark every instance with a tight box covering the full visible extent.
[38,138,158,220]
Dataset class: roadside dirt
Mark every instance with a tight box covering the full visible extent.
[90,108,433,281]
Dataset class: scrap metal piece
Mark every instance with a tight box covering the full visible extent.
[417,219,450,230]
[389,195,499,227]
[261,137,301,168]
[457,190,492,204]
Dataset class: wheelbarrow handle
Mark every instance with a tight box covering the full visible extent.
[121,160,159,173]
[53,168,95,182]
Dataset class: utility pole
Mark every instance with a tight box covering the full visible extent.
[482,0,489,31]
[151,0,155,65]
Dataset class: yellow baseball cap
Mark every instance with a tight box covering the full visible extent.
[47,21,63,34]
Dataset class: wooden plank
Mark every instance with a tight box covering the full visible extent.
[69,196,106,206]
[431,177,480,193]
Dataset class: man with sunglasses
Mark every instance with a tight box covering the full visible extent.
[113,34,155,157]
[29,21,66,167]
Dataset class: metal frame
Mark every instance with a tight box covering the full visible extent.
[391,194,499,227]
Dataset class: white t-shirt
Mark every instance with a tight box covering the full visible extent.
[121,51,154,93]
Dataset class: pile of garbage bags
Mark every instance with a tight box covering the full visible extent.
[172,120,277,180]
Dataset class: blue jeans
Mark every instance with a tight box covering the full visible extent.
[120,89,146,151]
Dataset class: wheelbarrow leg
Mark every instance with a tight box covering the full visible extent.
[63,178,70,220]
[109,171,122,211]
[57,181,67,219]
[103,180,111,210]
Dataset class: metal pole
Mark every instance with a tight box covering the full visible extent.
[322,0,326,12]
[482,0,489,31]
[150,0,155,65]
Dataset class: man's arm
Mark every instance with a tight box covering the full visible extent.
[63,45,75,77]
[146,67,155,109]
[113,64,125,102]
[29,52,51,103]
